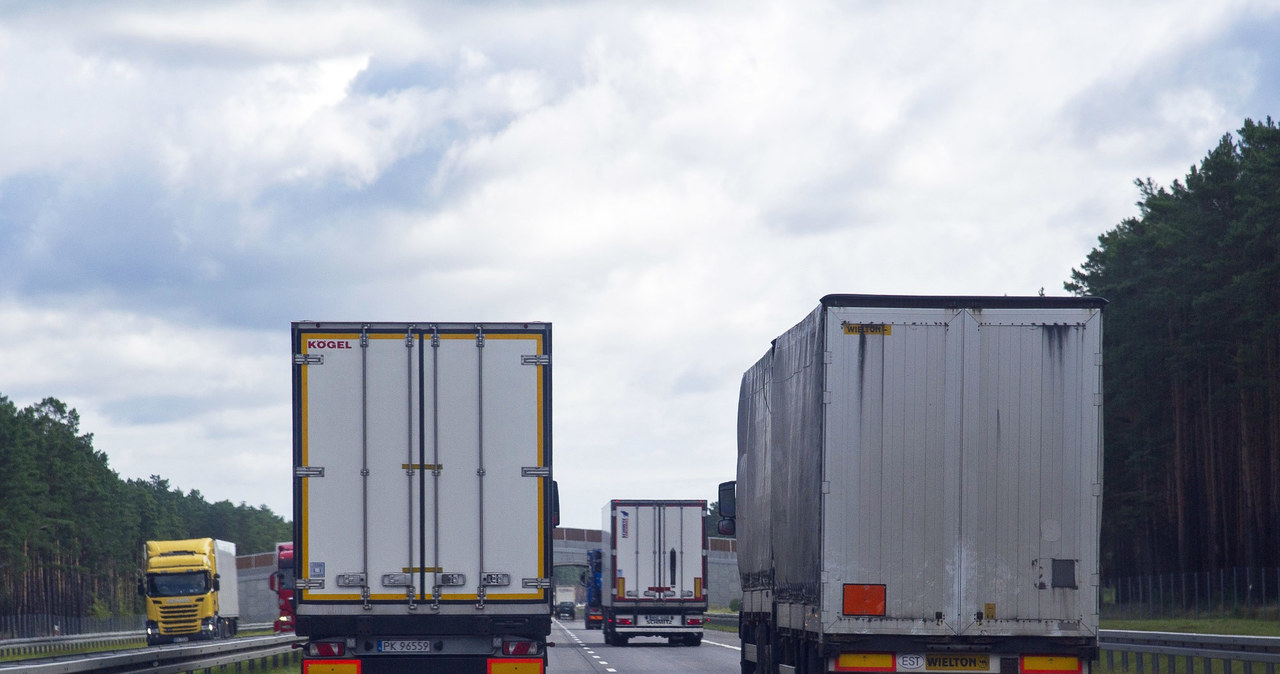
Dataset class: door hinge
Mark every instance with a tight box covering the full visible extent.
[297,578,325,590]
[522,577,552,589]
[295,466,325,478]
[521,354,551,366]
[294,354,324,365]
[521,466,551,478]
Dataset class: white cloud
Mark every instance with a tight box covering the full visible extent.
[0,300,290,511]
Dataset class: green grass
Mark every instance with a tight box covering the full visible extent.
[1101,617,1280,636]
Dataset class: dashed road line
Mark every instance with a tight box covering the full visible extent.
[703,637,742,651]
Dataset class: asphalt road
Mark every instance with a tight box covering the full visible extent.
[548,618,742,673]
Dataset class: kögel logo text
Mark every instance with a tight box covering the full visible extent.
[308,340,353,349]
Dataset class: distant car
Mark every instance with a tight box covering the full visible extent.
[555,601,576,619]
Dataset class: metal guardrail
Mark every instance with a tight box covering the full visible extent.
[702,616,1280,673]
[0,632,300,674]
[1101,630,1280,673]
[0,622,275,660]
[0,629,142,659]
[706,613,738,630]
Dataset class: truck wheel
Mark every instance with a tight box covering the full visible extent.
[755,623,772,674]
[801,643,823,674]
[687,635,703,646]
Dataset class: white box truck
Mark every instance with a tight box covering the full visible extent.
[291,321,554,674]
[601,499,708,646]
[718,295,1104,674]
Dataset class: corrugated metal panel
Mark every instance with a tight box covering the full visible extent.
[815,303,1101,637]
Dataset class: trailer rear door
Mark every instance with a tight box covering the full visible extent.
[292,322,552,616]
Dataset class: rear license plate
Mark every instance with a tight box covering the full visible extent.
[378,640,434,653]
[643,615,673,625]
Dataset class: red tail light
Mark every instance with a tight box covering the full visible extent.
[307,640,346,657]
[617,617,633,625]
[686,617,704,625]
[502,638,543,656]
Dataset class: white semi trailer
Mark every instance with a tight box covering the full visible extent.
[601,499,708,647]
[719,294,1104,674]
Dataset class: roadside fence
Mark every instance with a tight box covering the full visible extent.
[1104,568,1280,620]
[0,613,144,639]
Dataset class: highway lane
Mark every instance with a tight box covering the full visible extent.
[549,618,741,673]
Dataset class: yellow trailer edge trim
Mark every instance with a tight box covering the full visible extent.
[298,330,550,602]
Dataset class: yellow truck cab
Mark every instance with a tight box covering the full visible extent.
[139,538,240,645]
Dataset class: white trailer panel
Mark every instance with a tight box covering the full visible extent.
[214,540,240,618]
[603,501,708,608]
[293,323,552,618]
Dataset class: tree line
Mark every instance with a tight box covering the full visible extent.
[1068,117,1280,579]
[0,395,290,618]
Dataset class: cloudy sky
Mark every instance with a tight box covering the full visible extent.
[2,1,1278,530]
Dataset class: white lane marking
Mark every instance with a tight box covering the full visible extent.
[704,637,742,651]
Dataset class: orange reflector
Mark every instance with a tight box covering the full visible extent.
[617,578,625,599]
[842,584,886,616]
[695,577,703,599]
[1022,656,1082,674]
[304,660,360,674]
[488,658,544,673]
[835,653,896,672]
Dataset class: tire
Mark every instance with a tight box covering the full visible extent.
[738,618,756,674]
[687,635,703,647]
[802,642,823,674]
[755,623,772,674]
